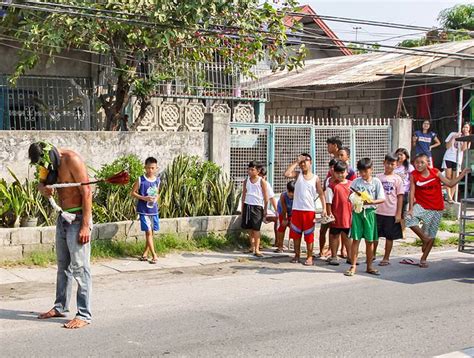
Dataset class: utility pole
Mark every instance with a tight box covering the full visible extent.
[353,26,362,41]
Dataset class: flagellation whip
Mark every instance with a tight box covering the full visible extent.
[46,171,130,223]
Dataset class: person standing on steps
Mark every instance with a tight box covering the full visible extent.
[412,119,441,168]
[29,141,93,329]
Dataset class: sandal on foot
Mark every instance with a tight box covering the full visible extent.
[254,252,264,258]
[419,261,429,268]
[290,257,300,264]
[149,258,158,264]
[344,270,356,277]
[366,269,380,276]
[139,256,148,261]
[346,260,360,266]
[327,257,340,266]
[303,260,313,266]
[378,261,390,266]
[273,248,283,253]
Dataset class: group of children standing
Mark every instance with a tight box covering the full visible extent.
[241,135,470,276]
[130,135,469,272]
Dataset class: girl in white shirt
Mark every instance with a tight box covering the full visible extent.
[442,123,471,202]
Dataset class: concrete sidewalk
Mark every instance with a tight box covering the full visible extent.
[0,227,459,286]
[0,250,285,285]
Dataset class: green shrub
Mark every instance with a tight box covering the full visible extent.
[92,154,143,223]
[0,169,53,227]
[159,155,240,218]
[1,154,241,227]
[93,154,143,205]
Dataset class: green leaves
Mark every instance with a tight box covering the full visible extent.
[158,155,241,218]
[5,0,305,96]
[438,4,474,31]
[0,170,53,227]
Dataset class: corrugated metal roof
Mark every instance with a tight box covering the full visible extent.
[253,40,474,89]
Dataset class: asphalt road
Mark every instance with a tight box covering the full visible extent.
[1,250,473,357]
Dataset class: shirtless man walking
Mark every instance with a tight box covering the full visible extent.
[29,141,92,329]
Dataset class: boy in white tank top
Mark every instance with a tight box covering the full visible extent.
[285,153,327,265]
[241,161,269,257]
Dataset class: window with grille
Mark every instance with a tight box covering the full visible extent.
[305,107,340,119]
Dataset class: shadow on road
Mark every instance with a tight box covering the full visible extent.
[229,254,474,284]
[0,309,66,323]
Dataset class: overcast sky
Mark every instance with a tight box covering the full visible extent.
[306,0,472,45]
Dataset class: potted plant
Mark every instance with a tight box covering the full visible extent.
[21,181,41,227]
[0,179,27,227]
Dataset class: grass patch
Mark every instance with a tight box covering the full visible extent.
[445,236,460,245]
[406,237,443,248]
[1,232,263,267]
[438,221,474,234]
[442,210,458,221]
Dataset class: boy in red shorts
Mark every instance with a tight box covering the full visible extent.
[325,161,353,266]
[406,153,470,268]
[274,180,295,253]
[285,153,326,265]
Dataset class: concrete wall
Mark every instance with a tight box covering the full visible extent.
[0,215,248,262]
[0,42,96,78]
[266,84,384,119]
[0,131,208,181]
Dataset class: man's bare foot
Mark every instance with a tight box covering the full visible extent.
[63,318,90,329]
[419,261,429,268]
[38,308,65,319]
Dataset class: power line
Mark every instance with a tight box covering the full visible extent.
[269,84,465,103]
[262,76,472,94]
[3,15,472,73]
[286,11,473,35]
[8,1,474,60]
[2,30,468,97]
[296,26,474,60]
[3,1,278,40]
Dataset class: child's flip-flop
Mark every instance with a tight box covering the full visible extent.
[399,258,417,265]
[366,269,380,276]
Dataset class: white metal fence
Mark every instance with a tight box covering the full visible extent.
[231,116,392,193]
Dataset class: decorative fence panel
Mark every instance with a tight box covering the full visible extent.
[0,75,94,130]
[230,117,392,193]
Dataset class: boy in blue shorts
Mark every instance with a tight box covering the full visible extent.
[345,158,385,277]
[131,157,160,264]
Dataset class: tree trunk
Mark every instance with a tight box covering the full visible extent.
[130,96,152,131]
[101,75,131,131]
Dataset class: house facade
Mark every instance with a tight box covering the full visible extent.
[0,4,351,131]
[260,40,474,167]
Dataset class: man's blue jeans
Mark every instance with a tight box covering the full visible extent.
[53,215,92,322]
